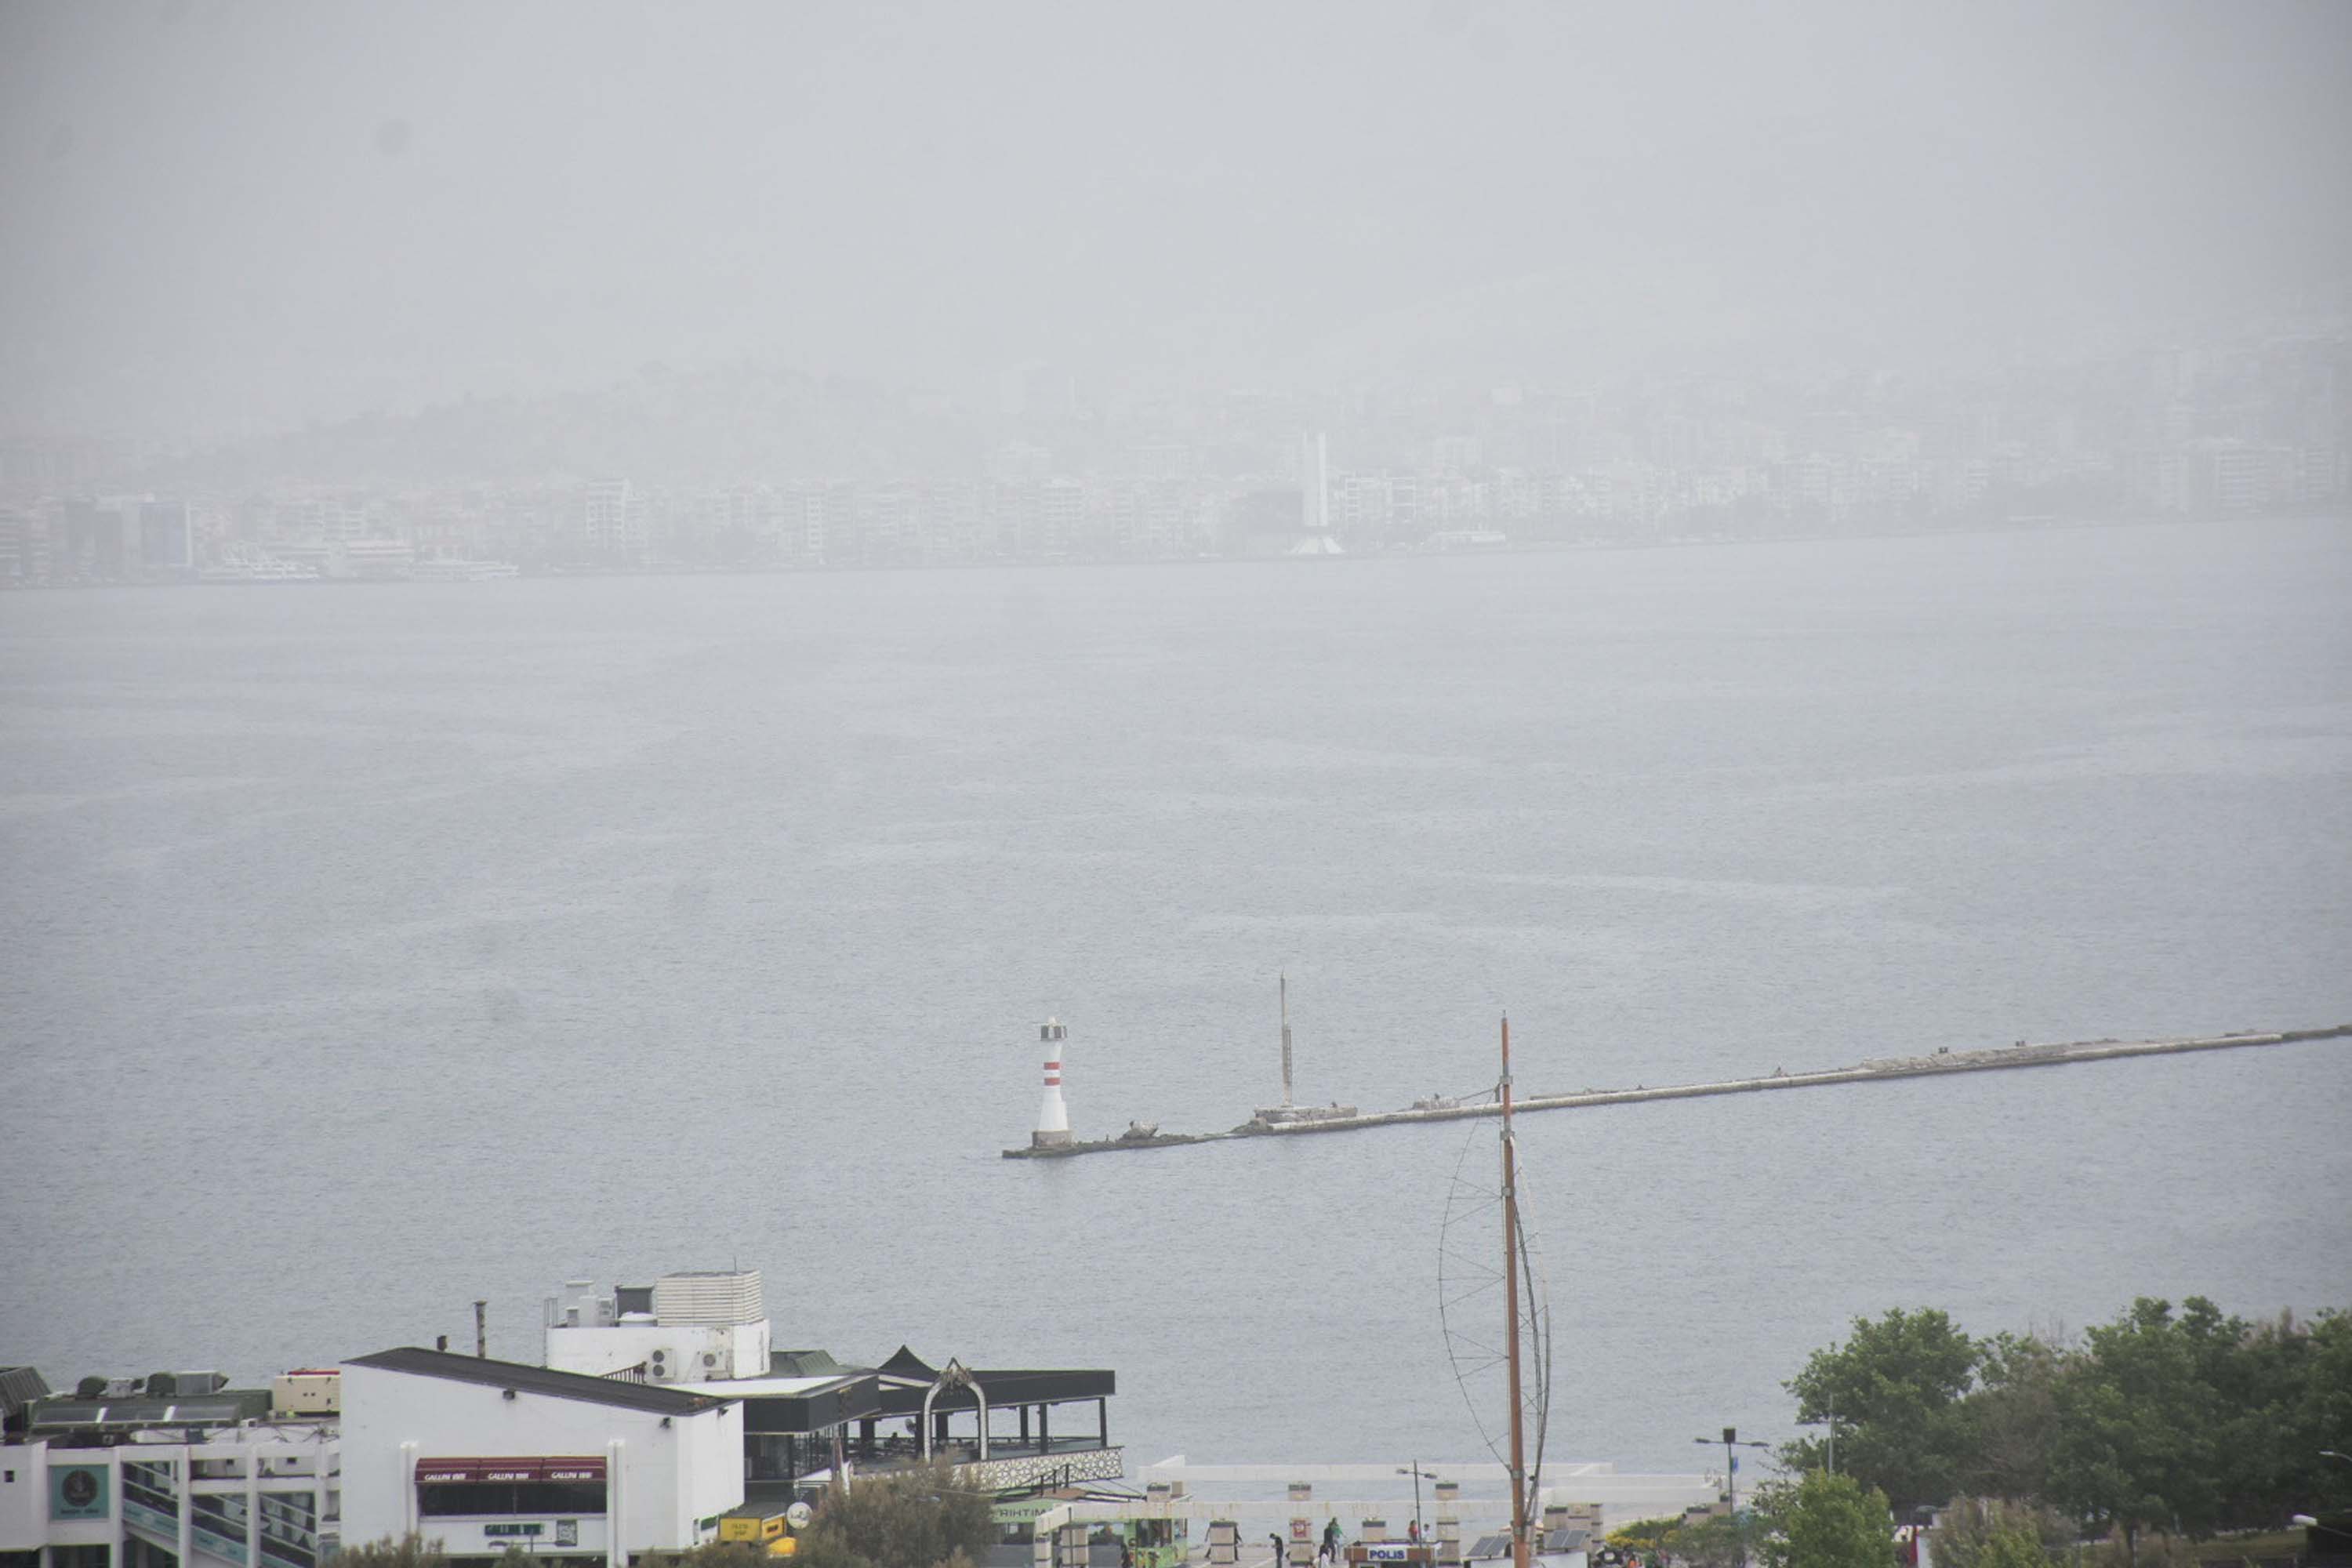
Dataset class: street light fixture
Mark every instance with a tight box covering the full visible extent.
[2321,1450,2351,1467]
[1397,1466,1439,1548]
[1694,1427,1773,1565]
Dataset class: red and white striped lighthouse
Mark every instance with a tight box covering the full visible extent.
[1033,1018,1072,1148]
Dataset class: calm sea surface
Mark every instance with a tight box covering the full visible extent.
[4,519,2350,1476]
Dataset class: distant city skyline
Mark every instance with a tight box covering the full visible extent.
[2,303,2341,584]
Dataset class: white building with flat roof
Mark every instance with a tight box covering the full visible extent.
[339,1347,742,1568]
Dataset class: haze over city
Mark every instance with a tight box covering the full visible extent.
[5,0,2350,440]
[2,8,2349,1568]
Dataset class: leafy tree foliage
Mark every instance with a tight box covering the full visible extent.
[2044,1298,2228,1558]
[2205,1307,2352,1528]
[1784,1297,2352,1564]
[332,1538,449,1568]
[1751,1470,1896,1568]
[1963,1332,2066,1502]
[1933,1497,2078,1568]
[1972,1521,2059,1568]
[640,1546,777,1568]
[791,1463,994,1568]
[1656,1512,1751,1568]
[1603,1515,1682,1554]
[1783,1307,1983,1513]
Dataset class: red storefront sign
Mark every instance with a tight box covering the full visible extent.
[415,1457,608,1486]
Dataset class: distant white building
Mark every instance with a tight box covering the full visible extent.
[581,480,636,556]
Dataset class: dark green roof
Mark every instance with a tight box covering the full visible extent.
[2,1367,52,1420]
[30,1388,270,1432]
[346,1347,727,1415]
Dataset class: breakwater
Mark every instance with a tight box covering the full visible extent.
[1000,1023,2351,1160]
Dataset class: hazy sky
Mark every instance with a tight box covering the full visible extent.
[4,0,2349,436]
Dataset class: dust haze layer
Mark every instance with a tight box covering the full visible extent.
[5,0,2351,438]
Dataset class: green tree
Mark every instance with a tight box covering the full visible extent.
[1784,1308,1983,1514]
[791,1464,994,1568]
[639,1546,775,1568]
[1752,1471,1896,1568]
[1604,1516,1680,1559]
[1934,1497,2080,1568]
[1661,1512,1751,1568]
[1974,1519,2059,1568]
[2045,1299,2224,1566]
[332,1538,448,1568]
[2209,1306,2352,1529]
[1962,1332,2067,1502]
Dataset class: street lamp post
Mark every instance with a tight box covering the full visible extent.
[1397,1466,1438,1548]
[1694,1427,1773,1565]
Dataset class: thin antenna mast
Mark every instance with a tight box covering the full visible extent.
[1501,1015,1530,1568]
[1280,974,1294,1109]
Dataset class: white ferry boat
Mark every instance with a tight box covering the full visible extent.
[198,550,319,583]
[409,558,522,582]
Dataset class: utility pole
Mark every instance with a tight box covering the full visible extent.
[1396,1466,1436,1548]
[1501,1016,1530,1568]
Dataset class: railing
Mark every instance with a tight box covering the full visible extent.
[124,1475,180,1521]
[855,1435,1110,1466]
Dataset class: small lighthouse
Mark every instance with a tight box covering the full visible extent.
[1033,1018,1073,1149]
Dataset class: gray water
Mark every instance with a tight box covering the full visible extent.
[4,519,2350,1477]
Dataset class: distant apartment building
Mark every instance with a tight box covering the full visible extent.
[1428,435,1482,477]
[272,495,369,544]
[1131,444,1190,482]
[1036,479,1085,555]
[0,509,27,579]
[772,487,830,564]
[138,500,193,572]
[2186,439,2296,514]
[581,480,636,557]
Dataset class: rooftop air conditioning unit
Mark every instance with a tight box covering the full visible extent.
[701,1351,720,1371]
[647,1348,670,1382]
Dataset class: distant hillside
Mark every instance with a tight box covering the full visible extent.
[152,361,993,488]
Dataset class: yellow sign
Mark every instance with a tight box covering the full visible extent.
[721,1515,789,1543]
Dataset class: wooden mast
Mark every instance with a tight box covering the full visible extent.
[1501,1014,1531,1568]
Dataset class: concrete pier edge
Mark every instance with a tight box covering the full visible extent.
[998,1023,2351,1160]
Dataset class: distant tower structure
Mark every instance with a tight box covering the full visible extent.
[1279,974,1294,1109]
[1033,1018,1072,1149]
[1250,980,1356,1128]
[1300,433,1330,534]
